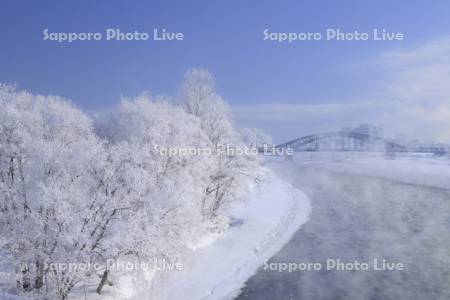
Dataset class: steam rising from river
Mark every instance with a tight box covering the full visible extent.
[238,156,450,300]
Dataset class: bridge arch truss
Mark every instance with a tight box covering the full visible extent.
[276,132,407,152]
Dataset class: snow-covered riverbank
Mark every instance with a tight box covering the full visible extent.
[50,170,310,300]
[133,171,311,300]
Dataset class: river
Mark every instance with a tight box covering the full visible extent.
[236,161,450,300]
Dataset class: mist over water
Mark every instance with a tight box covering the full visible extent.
[237,161,450,300]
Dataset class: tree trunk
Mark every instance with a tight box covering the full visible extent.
[34,261,44,289]
[96,270,109,294]
[17,265,32,292]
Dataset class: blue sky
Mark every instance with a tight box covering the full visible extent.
[2,1,450,142]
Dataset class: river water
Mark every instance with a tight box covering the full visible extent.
[236,162,450,300]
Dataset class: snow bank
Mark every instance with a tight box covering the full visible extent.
[135,172,311,300]
[294,154,450,190]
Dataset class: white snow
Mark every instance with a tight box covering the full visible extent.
[131,171,311,300]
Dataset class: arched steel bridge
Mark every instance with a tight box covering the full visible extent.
[274,132,447,154]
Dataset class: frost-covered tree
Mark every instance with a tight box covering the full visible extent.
[0,85,108,298]
[239,127,273,149]
[0,86,145,299]
[181,69,266,222]
[93,93,215,291]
